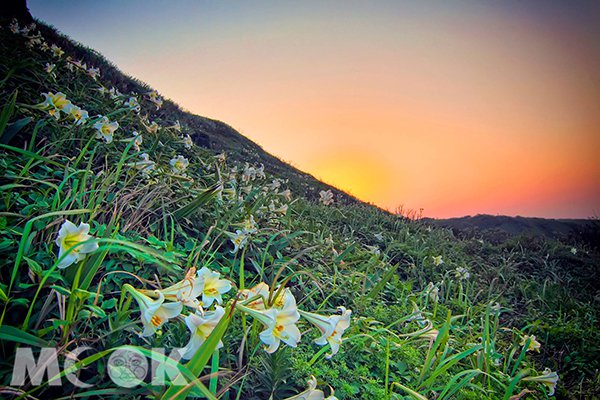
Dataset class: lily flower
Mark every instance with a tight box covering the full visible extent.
[227,229,249,253]
[179,306,225,359]
[87,66,100,80]
[143,120,159,134]
[299,307,352,358]
[182,134,193,149]
[93,116,119,143]
[269,200,288,215]
[125,285,183,337]
[147,91,163,109]
[128,153,156,177]
[240,282,271,310]
[425,282,440,303]
[432,255,444,266]
[65,104,89,126]
[522,368,559,396]
[237,295,301,353]
[319,190,334,206]
[520,335,541,353]
[55,219,98,269]
[39,92,72,119]
[454,267,470,280]
[280,189,292,202]
[44,63,56,74]
[121,131,143,151]
[170,155,189,174]
[96,85,109,96]
[50,44,64,58]
[142,268,204,309]
[243,215,258,234]
[9,20,20,34]
[124,97,140,112]
[283,375,338,400]
[108,87,122,99]
[169,120,182,132]
[256,164,266,179]
[196,267,232,307]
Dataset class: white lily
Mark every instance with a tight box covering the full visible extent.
[45,63,56,74]
[196,267,232,307]
[227,229,249,253]
[50,44,64,58]
[93,116,119,143]
[243,215,258,234]
[299,307,352,358]
[141,268,204,309]
[237,294,301,353]
[170,120,182,132]
[125,284,183,337]
[240,282,271,310]
[454,267,470,280]
[9,20,20,34]
[147,91,163,109]
[87,66,100,80]
[182,134,193,149]
[319,190,334,206]
[39,92,72,119]
[179,306,225,359]
[108,87,122,100]
[144,120,159,134]
[425,282,440,303]
[283,375,338,400]
[128,153,156,178]
[65,104,89,126]
[280,189,292,202]
[55,220,98,269]
[522,368,559,396]
[170,155,189,174]
[123,131,143,151]
[520,335,541,353]
[124,97,140,112]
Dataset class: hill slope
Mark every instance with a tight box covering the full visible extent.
[425,214,598,241]
[1,14,599,400]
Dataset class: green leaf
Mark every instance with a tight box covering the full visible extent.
[0,325,48,347]
[1,117,32,145]
[0,90,17,139]
[174,182,222,219]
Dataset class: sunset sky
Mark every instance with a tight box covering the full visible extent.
[28,1,600,218]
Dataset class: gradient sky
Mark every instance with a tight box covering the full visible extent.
[28,1,600,218]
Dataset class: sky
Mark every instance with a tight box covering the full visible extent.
[28,0,600,218]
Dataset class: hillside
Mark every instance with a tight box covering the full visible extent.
[424,215,598,242]
[1,13,599,400]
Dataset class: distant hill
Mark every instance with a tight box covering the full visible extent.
[424,214,599,243]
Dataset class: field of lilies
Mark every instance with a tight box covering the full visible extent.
[0,18,598,400]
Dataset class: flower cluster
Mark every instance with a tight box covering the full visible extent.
[37,92,89,125]
[237,282,352,357]
[124,267,231,358]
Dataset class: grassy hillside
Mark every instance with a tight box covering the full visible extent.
[424,215,598,243]
[1,17,598,400]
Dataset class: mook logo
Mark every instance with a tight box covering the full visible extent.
[10,346,188,388]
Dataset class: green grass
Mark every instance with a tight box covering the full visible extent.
[0,16,598,400]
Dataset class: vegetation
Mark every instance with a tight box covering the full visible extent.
[1,17,598,399]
